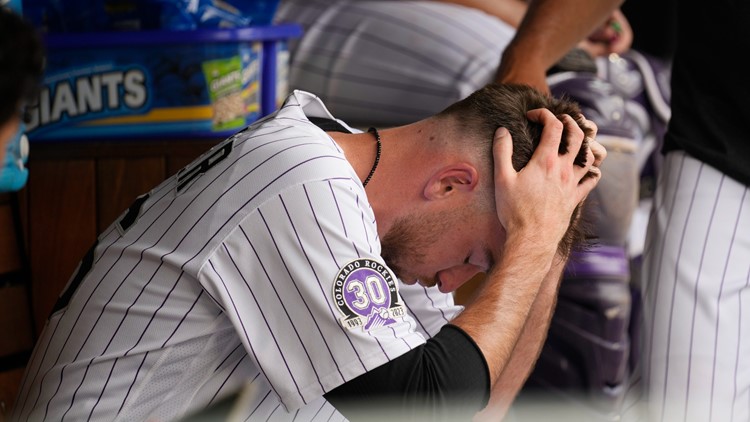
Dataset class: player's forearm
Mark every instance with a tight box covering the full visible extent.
[450,232,558,384]
[472,255,566,421]
[324,235,562,419]
[495,0,624,84]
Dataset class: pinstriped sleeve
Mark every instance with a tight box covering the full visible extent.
[199,177,427,411]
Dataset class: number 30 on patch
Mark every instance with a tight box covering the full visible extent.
[332,258,406,331]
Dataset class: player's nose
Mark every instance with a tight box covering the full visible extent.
[436,264,482,293]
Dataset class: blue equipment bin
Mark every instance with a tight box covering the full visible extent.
[27,24,302,141]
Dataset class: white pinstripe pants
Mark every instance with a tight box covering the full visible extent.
[278,0,515,126]
[635,150,750,421]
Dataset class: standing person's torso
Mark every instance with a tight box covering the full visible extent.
[663,0,750,186]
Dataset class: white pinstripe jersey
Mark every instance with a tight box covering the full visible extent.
[12,90,462,422]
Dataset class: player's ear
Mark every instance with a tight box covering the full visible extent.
[423,163,478,200]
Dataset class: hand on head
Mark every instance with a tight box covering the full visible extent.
[492,109,604,257]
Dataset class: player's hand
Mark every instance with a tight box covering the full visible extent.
[492,110,602,250]
[579,9,633,57]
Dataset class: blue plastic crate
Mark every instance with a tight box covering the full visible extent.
[27,24,302,141]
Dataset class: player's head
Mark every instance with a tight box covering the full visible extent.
[380,83,594,292]
[437,83,593,251]
[0,7,44,191]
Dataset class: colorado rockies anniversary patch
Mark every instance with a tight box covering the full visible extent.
[333,258,406,331]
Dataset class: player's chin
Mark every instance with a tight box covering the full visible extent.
[399,277,418,286]
[417,278,438,289]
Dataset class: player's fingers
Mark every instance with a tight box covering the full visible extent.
[573,143,595,180]
[588,139,607,168]
[559,114,585,164]
[493,126,516,180]
[576,165,602,202]
[526,108,564,156]
[580,116,598,138]
[577,114,607,168]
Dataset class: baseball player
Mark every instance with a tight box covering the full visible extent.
[12,84,603,421]
[493,0,750,421]
[636,3,750,420]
